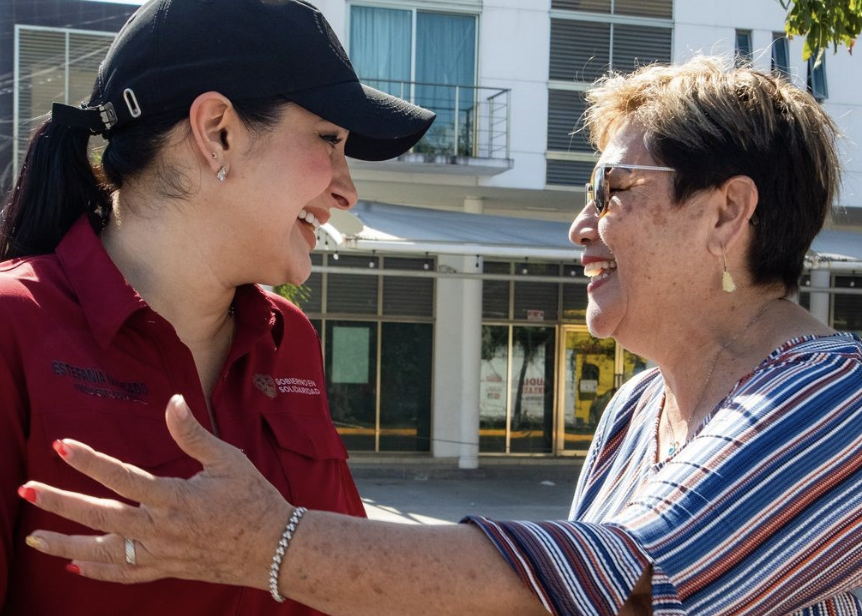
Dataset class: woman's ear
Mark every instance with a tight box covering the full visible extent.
[188,92,238,177]
[707,175,759,257]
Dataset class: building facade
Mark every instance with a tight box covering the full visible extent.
[2,0,860,465]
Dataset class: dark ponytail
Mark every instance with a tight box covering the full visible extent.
[1,96,287,261]
[0,120,111,260]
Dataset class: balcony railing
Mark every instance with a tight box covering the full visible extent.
[363,80,511,161]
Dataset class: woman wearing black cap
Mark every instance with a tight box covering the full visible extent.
[0,0,433,614]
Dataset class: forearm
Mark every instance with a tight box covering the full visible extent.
[282,511,548,616]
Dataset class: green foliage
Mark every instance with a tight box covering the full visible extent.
[780,0,861,64]
[273,283,312,307]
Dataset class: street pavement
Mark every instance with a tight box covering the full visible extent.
[349,457,585,525]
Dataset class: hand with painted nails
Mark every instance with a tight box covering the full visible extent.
[20,396,549,616]
[21,395,291,590]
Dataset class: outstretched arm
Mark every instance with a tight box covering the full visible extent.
[21,396,551,616]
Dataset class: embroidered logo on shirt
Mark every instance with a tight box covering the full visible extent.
[51,360,149,404]
[276,377,321,396]
[253,374,277,399]
[253,374,322,397]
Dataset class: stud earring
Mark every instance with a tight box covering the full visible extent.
[722,250,737,293]
[217,166,227,182]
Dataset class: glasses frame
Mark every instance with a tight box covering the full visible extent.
[585,164,675,216]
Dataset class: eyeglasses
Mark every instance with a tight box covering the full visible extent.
[585,164,675,216]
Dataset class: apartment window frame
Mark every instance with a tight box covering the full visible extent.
[13,25,115,177]
[807,54,829,101]
[771,32,791,78]
[346,2,480,157]
[546,6,673,190]
[346,2,479,88]
[734,29,753,66]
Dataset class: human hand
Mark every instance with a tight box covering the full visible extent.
[19,395,291,588]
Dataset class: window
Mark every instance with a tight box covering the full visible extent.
[808,54,828,101]
[551,0,672,19]
[479,324,557,454]
[13,26,114,176]
[349,5,477,156]
[546,4,672,187]
[481,260,588,323]
[310,254,435,453]
[771,33,791,78]
[735,29,753,66]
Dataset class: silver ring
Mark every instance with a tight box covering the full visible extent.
[124,537,137,565]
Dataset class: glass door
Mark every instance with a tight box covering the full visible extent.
[556,327,617,454]
[479,325,556,454]
[555,327,649,454]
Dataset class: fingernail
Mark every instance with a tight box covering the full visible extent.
[172,394,189,419]
[53,439,69,458]
[25,535,45,550]
[65,563,81,575]
[17,486,37,504]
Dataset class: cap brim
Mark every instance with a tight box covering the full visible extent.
[289,82,436,162]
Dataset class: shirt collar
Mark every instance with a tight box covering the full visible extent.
[56,216,285,350]
[55,216,148,348]
[232,283,286,352]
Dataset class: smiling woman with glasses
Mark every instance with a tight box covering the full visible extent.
[17,56,862,616]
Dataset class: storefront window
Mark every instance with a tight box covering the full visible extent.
[314,255,434,453]
[379,323,432,452]
[480,325,509,453]
[325,321,377,451]
[479,325,556,454]
[509,326,556,453]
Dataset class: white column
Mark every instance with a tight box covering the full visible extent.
[432,254,483,468]
[809,269,831,326]
[459,255,482,469]
[464,196,484,214]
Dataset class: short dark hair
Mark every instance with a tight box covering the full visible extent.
[584,56,840,294]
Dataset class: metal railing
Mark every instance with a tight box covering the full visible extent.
[363,79,511,161]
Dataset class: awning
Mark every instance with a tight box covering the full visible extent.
[808,229,862,263]
[327,201,579,261]
[320,201,862,269]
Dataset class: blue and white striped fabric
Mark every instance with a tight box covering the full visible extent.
[468,334,862,615]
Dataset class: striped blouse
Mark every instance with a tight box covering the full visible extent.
[468,333,862,615]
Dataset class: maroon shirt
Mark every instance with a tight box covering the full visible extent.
[0,216,364,615]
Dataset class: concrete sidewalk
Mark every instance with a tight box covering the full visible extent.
[348,456,585,525]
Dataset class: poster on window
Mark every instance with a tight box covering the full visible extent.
[331,326,370,384]
[480,353,508,421]
[510,343,546,421]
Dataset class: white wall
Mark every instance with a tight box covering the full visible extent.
[478,0,552,190]
[675,0,862,212]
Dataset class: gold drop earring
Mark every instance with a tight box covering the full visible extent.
[722,250,737,293]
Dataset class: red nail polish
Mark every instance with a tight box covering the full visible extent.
[17,486,37,503]
[65,563,81,575]
[53,440,68,458]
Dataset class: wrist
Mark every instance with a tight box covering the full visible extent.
[268,506,308,602]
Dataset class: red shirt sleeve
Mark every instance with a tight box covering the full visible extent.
[0,334,27,607]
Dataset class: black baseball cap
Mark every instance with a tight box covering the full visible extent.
[52,0,435,161]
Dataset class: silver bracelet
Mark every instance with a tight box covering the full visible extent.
[268,506,308,603]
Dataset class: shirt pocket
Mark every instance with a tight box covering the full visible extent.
[36,407,200,481]
[261,411,352,513]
